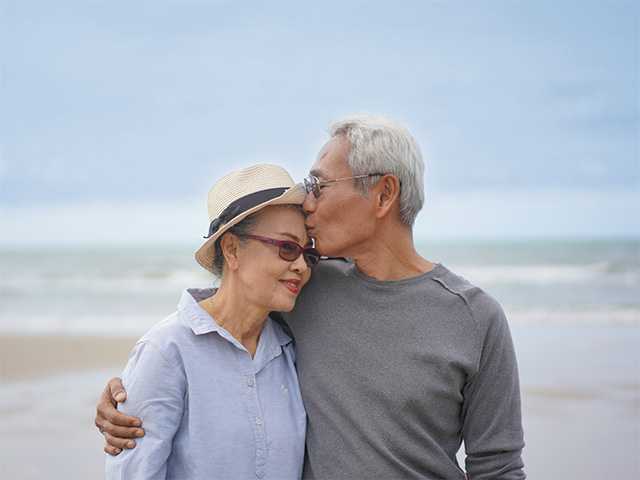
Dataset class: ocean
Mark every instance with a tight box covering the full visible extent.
[1,238,638,335]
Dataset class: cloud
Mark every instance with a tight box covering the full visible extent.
[2,0,638,243]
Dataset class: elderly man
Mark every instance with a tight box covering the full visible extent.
[96,115,526,479]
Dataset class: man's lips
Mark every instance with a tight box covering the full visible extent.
[280,279,301,294]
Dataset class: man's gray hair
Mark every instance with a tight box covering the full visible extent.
[329,114,425,226]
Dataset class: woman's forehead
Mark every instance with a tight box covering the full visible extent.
[253,205,307,238]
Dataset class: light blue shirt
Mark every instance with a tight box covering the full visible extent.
[105,288,306,480]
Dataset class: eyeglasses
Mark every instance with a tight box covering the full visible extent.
[238,234,320,267]
[303,173,386,199]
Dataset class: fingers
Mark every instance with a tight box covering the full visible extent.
[95,376,143,457]
[108,377,127,404]
[101,421,145,439]
[104,445,122,456]
[95,377,143,453]
[104,407,142,428]
[96,384,141,428]
[104,432,137,451]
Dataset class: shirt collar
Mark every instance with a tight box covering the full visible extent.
[177,288,292,347]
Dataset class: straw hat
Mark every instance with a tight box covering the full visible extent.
[195,164,306,273]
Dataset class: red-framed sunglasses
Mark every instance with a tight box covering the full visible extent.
[238,234,320,267]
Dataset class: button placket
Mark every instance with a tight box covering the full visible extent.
[254,409,267,477]
[245,373,267,478]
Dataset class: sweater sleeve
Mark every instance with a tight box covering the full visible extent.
[105,341,186,480]
[461,295,526,479]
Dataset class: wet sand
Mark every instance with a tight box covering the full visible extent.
[0,335,137,382]
[0,335,137,380]
[1,328,638,479]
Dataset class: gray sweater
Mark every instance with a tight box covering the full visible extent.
[280,260,525,480]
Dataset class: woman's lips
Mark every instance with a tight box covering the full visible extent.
[280,280,300,294]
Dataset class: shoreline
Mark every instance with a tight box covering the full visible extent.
[3,333,638,400]
[0,334,137,380]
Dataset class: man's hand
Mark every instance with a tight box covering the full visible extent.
[95,377,145,456]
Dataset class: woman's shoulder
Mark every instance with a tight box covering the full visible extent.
[119,313,189,407]
[134,311,192,365]
[136,288,214,351]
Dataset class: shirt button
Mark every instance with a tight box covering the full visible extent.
[255,417,263,426]
[256,471,265,478]
[247,376,255,387]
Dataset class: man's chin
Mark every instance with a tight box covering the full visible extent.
[312,238,327,256]
[314,240,337,258]
[312,236,345,258]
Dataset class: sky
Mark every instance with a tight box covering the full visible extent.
[1,0,638,245]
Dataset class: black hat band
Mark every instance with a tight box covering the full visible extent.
[203,187,288,239]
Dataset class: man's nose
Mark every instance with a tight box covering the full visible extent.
[302,191,316,213]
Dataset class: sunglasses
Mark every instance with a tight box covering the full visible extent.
[303,173,386,199]
[238,234,320,267]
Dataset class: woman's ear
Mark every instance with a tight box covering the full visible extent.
[220,233,241,271]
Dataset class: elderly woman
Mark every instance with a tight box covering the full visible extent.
[105,164,319,480]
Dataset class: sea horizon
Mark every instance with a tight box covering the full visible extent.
[1,236,638,336]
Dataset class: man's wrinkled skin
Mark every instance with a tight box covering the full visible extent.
[95,377,144,454]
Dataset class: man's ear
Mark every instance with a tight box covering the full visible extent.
[375,175,401,218]
[220,233,241,271]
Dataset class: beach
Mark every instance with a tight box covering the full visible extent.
[1,240,638,478]
[1,327,637,479]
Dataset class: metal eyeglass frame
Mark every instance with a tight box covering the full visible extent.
[303,173,386,198]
